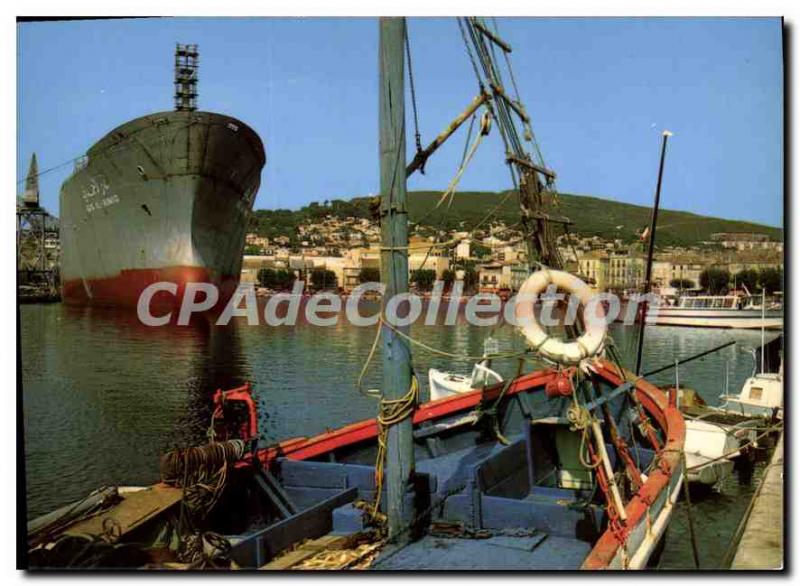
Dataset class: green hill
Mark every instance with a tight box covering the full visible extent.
[250,190,782,248]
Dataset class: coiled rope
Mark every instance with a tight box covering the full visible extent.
[566,383,602,470]
[160,439,246,519]
[370,375,419,518]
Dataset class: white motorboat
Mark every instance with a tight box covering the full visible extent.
[678,335,782,486]
[683,418,740,486]
[428,338,504,401]
[428,360,503,401]
[718,334,783,419]
[718,370,783,420]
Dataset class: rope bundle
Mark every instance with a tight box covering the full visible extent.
[160,440,245,486]
[160,440,246,520]
[370,376,419,518]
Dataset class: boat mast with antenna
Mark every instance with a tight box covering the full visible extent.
[634,130,672,376]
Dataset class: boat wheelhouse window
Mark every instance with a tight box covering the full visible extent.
[749,386,763,401]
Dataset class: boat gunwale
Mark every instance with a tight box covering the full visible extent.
[86,110,265,164]
[581,359,686,570]
[254,358,686,570]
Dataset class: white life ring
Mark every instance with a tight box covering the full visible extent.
[514,269,607,365]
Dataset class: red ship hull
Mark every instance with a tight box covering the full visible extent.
[61,266,239,312]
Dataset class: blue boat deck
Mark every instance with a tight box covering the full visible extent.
[227,387,660,570]
[373,534,592,570]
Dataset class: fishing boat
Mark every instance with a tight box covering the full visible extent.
[430,366,749,489]
[29,358,686,570]
[26,18,686,571]
[720,373,783,419]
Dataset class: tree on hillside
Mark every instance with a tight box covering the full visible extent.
[734,269,760,292]
[699,268,731,294]
[472,243,491,259]
[411,269,437,291]
[244,245,263,255]
[359,267,381,283]
[310,268,337,290]
[463,267,479,293]
[759,267,783,295]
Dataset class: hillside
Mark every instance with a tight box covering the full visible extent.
[250,191,782,248]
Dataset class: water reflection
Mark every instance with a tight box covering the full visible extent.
[21,305,248,517]
[21,303,771,519]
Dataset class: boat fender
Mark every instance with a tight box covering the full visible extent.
[514,269,607,365]
[545,372,574,398]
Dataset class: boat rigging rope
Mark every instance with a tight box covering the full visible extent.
[435,111,492,210]
[457,18,485,89]
[17,118,202,186]
[382,316,529,361]
[566,380,603,470]
[356,315,530,396]
[684,422,783,472]
[370,374,420,518]
[405,25,424,163]
[470,356,525,446]
[460,113,477,166]
[682,452,702,569]
[489,17,547,164]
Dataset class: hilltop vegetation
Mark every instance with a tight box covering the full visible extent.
[249,190,782,248]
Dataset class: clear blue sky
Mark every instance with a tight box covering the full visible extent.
[17,17,783,227]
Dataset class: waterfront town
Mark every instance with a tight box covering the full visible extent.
[238,213,783,297]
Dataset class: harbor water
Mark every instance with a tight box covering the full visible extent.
[20,302,773,568]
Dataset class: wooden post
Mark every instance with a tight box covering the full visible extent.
[379,17,415,541]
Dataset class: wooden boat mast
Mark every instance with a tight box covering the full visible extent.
[378,17,415,541]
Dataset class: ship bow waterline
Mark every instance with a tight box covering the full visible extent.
[60,110,266,308]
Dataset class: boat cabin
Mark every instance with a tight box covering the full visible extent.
[720,372,783,419]
[678,296,741,310]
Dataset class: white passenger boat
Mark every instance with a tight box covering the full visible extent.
[644,295,782,330]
